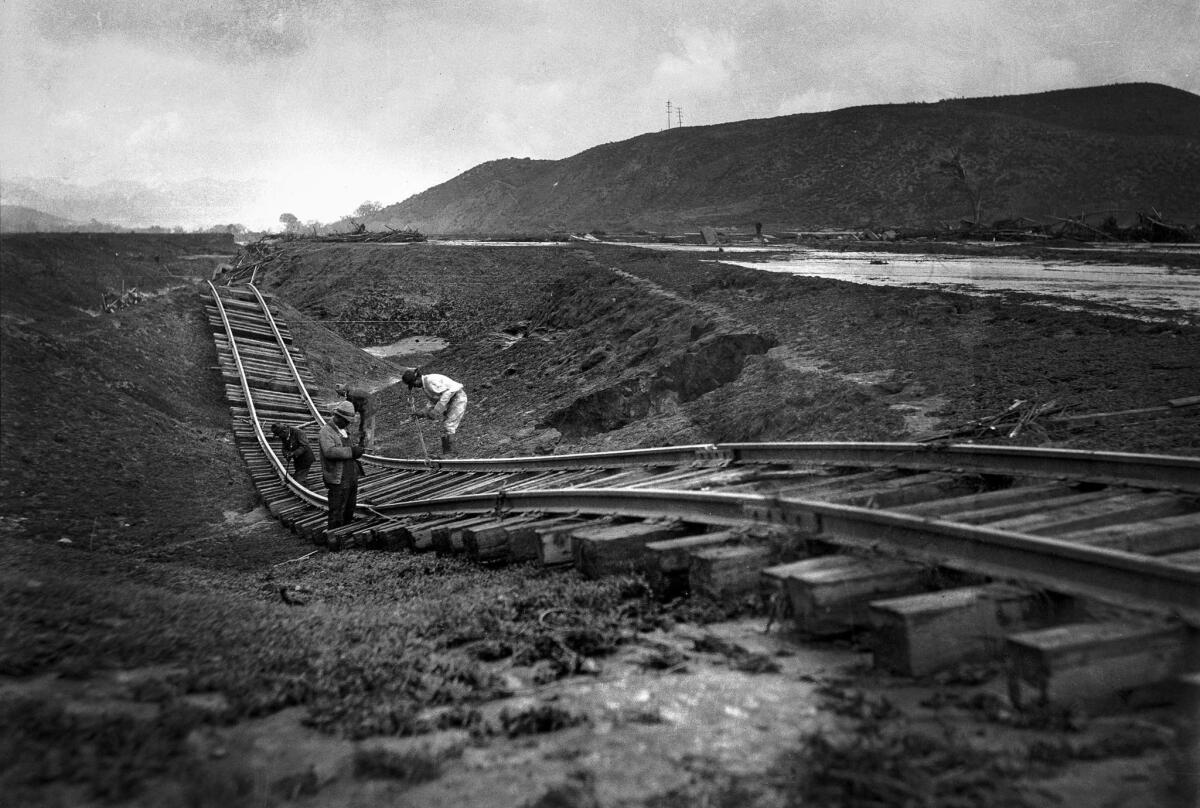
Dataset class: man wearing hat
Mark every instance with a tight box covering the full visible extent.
[318,399,365,542]
[403,368,467,456]
[270,422,315,484]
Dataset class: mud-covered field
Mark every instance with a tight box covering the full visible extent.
[2,234,1197,807]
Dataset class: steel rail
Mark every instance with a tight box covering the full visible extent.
[361,441,1200,492]
[364,486,1200,621]
[246,284,327,425]
[207,281,327,509]
[213,281,1199,621]
[233,283,1199,492]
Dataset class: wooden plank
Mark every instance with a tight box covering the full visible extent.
[894,482,1072,518]
[371,521,414,551]
[1006,620,1191,709]
[508,516,586,562]
[945,489,1112,525]
[869,584,1047,676]
[821,472,978,508]
[409,515,472,550]
[1057,512,1200,556]
[433,515,505,555]
[573,521,689,579]
[771,469,898,498]
[689,545,773,599]
[538,518,606,566]
[460,514,541,563]
[988,492,1189,536]
[644,530,742,597]
[779,555,929,635]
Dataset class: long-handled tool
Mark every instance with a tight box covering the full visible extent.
[409,393,430,463]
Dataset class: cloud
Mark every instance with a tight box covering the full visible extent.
[651,27,739,94]
[2,0,1197,230]
[30,0,315,61]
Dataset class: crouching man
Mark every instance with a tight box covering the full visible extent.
[319,400,365,544]
[403,368,467,456]
[335,382,375,449]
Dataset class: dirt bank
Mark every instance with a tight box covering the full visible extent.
[261,243,1199,459]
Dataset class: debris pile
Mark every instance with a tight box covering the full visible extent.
[215,239,285,285]
[313,224,426,244]
[99,286,145,313]
[923,399,1063,442]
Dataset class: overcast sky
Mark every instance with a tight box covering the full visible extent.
[2,0,1196,230]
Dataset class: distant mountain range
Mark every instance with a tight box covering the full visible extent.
[6,83,1198,238]
[0,176,258,232]
[0,205,84,233]
[369,83,1200,235]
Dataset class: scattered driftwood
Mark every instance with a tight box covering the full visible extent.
[314,225,425,244]
[100,286,145,313]
[924,395,1198,441]
[1043,395,1200,430]
[921,399,1063,442]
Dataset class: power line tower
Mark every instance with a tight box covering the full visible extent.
[666,100,673,130]
[676,106,683,128]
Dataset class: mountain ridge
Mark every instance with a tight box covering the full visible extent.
[373,82,1200,235]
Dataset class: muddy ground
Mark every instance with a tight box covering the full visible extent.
[1,234,1198,807]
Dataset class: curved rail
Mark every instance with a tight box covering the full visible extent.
[207,280,327,509]
[370,442,1200,493]
[246,284,326,425]
[206,282,1200,624]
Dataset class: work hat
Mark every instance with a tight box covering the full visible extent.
[332,400,356,420]
[270,423,285,436]
[401,369,421,387]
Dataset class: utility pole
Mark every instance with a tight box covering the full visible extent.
[676,106,683,128]
[666,100,672,130]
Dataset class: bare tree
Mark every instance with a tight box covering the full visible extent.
[354,200,383,218]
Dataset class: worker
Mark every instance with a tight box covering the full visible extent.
[403,368,467,456]
[269,423,314,484]
[318,400,364,543]
[335,383,374,449]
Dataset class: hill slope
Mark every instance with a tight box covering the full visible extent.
[0,205,83,233]
[378,83,1200,234]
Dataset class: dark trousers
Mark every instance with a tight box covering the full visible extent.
[293,459,313,483]
[326,482,358,531]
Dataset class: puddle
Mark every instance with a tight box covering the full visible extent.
[365,336,448,357]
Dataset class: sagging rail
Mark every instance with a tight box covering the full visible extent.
[206,281,1200,710]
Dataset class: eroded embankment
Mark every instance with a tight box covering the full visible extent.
[267,245,911,456]
[490,267,773,439]
[525,269,776,438]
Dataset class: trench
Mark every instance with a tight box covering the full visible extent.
[539,331,777,438]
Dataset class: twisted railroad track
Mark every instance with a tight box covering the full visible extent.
[206,281,1200,711]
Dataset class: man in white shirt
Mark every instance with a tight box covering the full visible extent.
[403,368,467,456]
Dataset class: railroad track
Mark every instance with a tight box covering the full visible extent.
[207,281,1200,712]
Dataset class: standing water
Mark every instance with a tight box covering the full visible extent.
[615,243,1200,322]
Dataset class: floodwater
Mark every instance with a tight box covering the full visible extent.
[364,335,448,357]
[614,243,1200,322]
